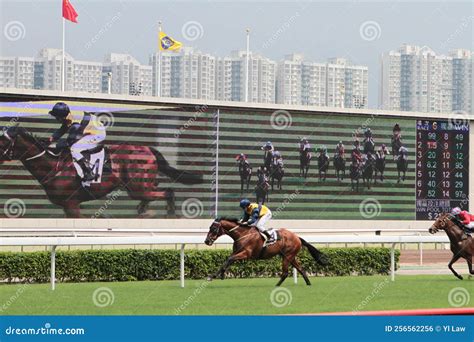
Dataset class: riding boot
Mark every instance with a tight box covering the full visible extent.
[263,230,275,246]
[77,158,95,182]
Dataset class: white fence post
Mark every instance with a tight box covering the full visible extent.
[390,243,395,282]
[293,267,297,284]
[51,245,57,290]
[180,244,185,288]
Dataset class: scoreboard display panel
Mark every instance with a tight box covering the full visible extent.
[416,120,470,220]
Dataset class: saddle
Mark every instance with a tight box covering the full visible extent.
[258,228,280,246]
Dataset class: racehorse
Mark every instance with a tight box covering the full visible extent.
[0,126,203,217]
[396,149,408,183]
[363,139,375,155]
[204,217,328,286]
[270,161,284,190]
[255,169,269,204]
[391,134,402,160]
[361,152,374,190]
[317,152,330,181]
[263,150,273,171]
[350,161,362,192]
[236,155,252,192]
[374,151,386,184]
[333,154,345,181]
[429,213,474,280]
[299,148,311,178]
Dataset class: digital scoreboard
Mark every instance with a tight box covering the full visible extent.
[416,120,470,220]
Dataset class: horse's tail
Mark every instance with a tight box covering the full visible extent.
[299,238,329,266]
[150,147,203,185]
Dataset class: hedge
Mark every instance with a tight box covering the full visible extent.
[0,248,399,283]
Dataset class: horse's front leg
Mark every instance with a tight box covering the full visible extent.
[448,254,463,280]
[63,202,82,218]
[209,250,249,281]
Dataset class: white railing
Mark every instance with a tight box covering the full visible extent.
[0,235,449,290]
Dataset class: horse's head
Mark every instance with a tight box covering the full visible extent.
[0,126,45,161]
[429,213,453,234]
[205,219,225,246]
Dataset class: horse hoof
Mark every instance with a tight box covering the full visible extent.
[206,276,213,282]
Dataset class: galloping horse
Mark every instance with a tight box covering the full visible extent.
[391,134,402,160]
[362,152,374,190]
[363,138,375,155]
[396,149,408,183]
[255,168,269,204]
[236,154,252,192]
[299,148,311,178]
[429,213,474,280]
[350,161,362,192]
[263,150,273,171]
[333,154,345,181]
[0,126,202,217]
[317,151,330,181]
[270,161,284,190]
[374,151,386,183]
[205,218,328,286]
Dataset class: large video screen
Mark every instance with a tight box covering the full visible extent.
[0,100,469,220]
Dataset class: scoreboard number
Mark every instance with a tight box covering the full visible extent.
[416,120,469,220]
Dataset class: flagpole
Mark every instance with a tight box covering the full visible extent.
[62,17,65,92]
[244,28,250,102]
[158,21,162,97]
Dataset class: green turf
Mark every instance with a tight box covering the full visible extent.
[0,275,471,315]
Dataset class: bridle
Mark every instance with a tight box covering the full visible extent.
[1,130,46,162]
[207,221,254,244]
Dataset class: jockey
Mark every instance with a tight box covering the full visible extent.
[299,137,311,151]
[236,153,250,170]
[48,102,106,182]
[319,145,328,157]
[261,141,274,152]
[239,199,274,245]
[397,146,408,160]
[351,140,363,165]
[335,141,345,158]
[451,207,474,236]
[377,144,390,158]
[363,128,374,145]
[273,151,283,166]
[393,123,402,139]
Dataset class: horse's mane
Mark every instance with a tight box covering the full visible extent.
[215,216,240,223]
[7,126,47,149]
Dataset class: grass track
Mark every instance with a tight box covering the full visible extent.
[0,275,471,315]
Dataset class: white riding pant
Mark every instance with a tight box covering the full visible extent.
[465,222,474,229]
[255,212,272,232]
[71,132,106,161]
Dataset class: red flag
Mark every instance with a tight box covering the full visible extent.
[62,0,78,23]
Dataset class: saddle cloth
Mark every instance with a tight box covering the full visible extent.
[259,229,280,245]
[72,147,106,187]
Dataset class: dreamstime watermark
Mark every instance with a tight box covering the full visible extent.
[273,189,300,218]
[442,15,473,48]
[270,287,292,308]
[92,287,115,307]
[3,198,26,218]
[182,21,204,41]
[448,287,470,307]
[84,12,122,50]
[95,111,115,129]
[352,278,389,313]
[359,21,381,41]
[174,280,211,314]
[181,198,204,218]
[270,110,292,130]
[359,198,382,219]
[3,21,26,41]
[262,12,300,50]
[0,283,29,313]
[448,110,471,128]
[174,105,209,138]
[352,114,375,139]
[91,189,122,218]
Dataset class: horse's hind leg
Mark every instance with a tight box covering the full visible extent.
[466,256,474,276]
[448,254,463,280]
[291,258,311,286]
[63,203,82,218]
[276,256,290,286]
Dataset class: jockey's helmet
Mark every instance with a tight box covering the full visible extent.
[451,207,461,215]
[240,199,251,209]
[49,102,70,119]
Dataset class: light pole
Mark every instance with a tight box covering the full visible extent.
[107,72,112,94]
[244,28,250,103]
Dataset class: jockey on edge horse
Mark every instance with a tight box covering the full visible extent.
[451,207,474,237]
[239,199,275,246]
[48,102,106,182]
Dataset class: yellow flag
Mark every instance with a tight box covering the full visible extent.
[159,31,182,51]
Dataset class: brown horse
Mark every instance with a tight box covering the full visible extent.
[429,213,474,280]
[204,217,328,286]
[0,126,202,217]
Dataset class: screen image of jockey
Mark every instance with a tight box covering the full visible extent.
[48,102,106,182]
[239,199,274,245]
[451,207,474,236]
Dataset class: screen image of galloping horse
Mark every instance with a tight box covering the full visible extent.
[0,101,211,218]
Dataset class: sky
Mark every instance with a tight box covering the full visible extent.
[0,0,472,107]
